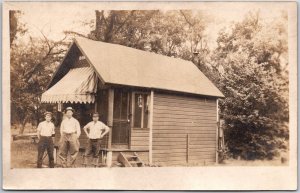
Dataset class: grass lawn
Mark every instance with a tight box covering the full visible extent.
[11,139,89,168]
[219,158,288,166]
[11,139,288,168]
[11,139,39,168]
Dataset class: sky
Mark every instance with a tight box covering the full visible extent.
[13,2,286,49]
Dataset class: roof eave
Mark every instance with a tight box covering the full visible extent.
[45,41,76,90]
[74,38,107,87]
[106,82,225,99]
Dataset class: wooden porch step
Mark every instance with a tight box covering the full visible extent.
[117,152,145,167]
[129,161,143,165]
[127,155,138,161]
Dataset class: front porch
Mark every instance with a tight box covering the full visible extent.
[96,87,152,167]
[51,87,152,167]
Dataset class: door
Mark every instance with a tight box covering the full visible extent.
[112,89,131,146]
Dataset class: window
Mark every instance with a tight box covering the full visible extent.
[133,93,149,128]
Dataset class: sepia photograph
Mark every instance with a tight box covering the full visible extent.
[2,1,297,190]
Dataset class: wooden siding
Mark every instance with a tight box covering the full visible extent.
[152,93,217,166]
[130,129,149,150]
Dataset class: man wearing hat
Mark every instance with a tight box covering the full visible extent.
[36,111,55,168]
[83,112,110,166]
[58,107,81,167]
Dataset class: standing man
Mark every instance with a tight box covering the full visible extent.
[36,111,55,168]
[83,113,110,166]
[58,107,81,167]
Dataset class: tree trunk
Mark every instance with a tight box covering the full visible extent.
[19,124,25,134]
[95,10,103,41]
[104,12,116,42]
[19,116,28,134]
[9,11,18,46]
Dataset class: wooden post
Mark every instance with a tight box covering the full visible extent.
[141,95,144,128]
[216,99,219,164]
[94,100,97,113]
[186,133,189,164]
[107,88,114,167]
[53,147,57,164]
[94,89,98,113]
[131,92,135,128]
[148,90,154,165]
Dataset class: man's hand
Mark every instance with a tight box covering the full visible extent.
[83,126,89,138]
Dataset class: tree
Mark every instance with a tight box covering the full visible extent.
[9,10,27,46]
[10,13,68,133]
[65,10,212,59]
[211,11,289,159]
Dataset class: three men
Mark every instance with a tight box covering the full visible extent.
[36,112,55,168]
[37,107,109,168]
[83,113,110,166]
[58,107,81,167]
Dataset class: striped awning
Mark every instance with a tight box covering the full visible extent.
[41,67,98,103]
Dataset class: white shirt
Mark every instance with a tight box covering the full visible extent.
[37,121,55,137]
[84,121,108,139]
[60,117,81,136]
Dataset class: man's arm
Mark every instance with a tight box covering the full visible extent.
[37,123,41,140]
[60,121,64,136]
[76,120,81,138]
[83,123,90,138]
[100,124,110,138]
[51,123,55,143]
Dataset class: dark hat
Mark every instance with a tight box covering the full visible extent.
[44,111,52,116]
[92,112,99,117]
[65,107,74,112]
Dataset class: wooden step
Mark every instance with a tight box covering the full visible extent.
[133,152,145,167]
[127,155,138,161]
[118,152,132,167]
[129,161,143,164]
[117,152,145,167]
[114,162,123,167]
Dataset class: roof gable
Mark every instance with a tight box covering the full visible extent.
[75,38,224,98]
[48,37,224,98]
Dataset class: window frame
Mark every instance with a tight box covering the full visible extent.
[131,91,150,130]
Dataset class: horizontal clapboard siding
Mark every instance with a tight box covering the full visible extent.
[152,93,217,166]
[130,129,149,150]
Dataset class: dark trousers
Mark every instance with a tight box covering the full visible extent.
[37,136,54,168]
[85,138,101,158]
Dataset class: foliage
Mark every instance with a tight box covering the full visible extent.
[211,11,289,159]
[9,11,27,46]
[65,10,211,66]
[10,16,67,133]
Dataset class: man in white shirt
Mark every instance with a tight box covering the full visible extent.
[83,112,110,166]
[58,107,81,167]
[37,111,55,168]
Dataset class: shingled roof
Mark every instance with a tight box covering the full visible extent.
[50,38,224,98]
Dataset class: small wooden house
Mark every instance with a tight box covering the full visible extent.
[41,38,224,167]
